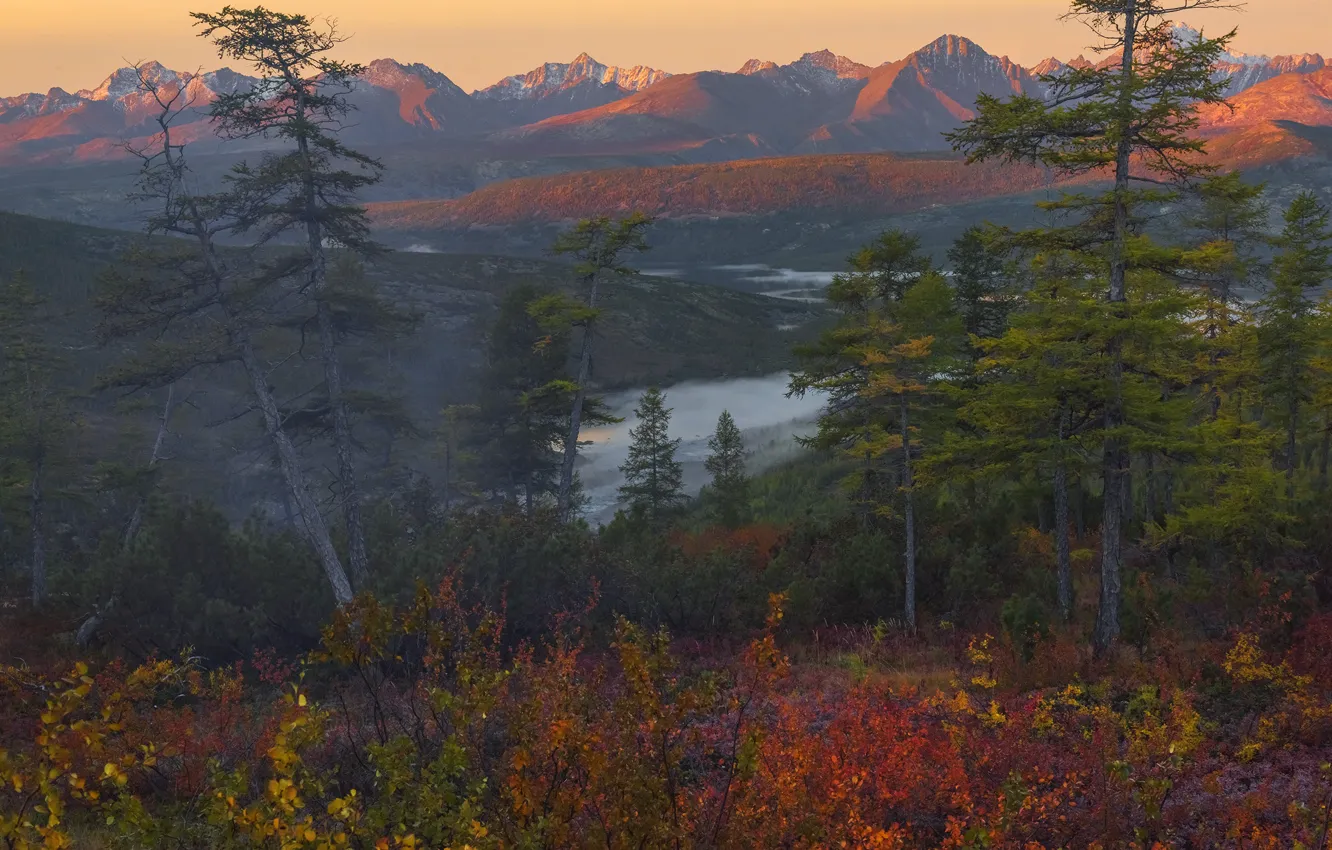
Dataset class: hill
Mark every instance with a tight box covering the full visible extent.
[0,211,822,515]
[370,118,1332,230]
[369,153,1060,227]
[1198,67,1332,133]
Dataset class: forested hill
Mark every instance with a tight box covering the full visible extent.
[0,211,821,517]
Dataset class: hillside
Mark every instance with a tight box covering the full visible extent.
[1198,67,1332,133]
[371,117,1332,230]
[369,153,1060,227]
[0,211,821,514]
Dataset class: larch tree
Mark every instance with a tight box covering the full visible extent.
[704,410,749,529]
[618,387,684,525]
[947,0,1236,653]
[790,230,935,525]
[938,250,1106,622]
[948,225,1016,356]
[192,5,384,588]
[1258,192,1332,501]
[549,214,652,522]
[856,272,965,631]
[97,62,355,605]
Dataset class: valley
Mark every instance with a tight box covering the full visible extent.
[3,5,1332,847]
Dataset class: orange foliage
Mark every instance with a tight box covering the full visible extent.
[3,586,1332,849]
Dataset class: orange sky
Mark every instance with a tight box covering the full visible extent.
[1,0,1326,96]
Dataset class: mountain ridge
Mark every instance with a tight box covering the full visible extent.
[2,29,1329,168]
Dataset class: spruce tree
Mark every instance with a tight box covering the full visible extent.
[471,286,614,513]
[618,387,684,523]
[947,1,1235,653]
[193,6,385,588]
[704,410,749,528]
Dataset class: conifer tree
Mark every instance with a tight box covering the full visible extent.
[940,252,1103,622]
[948,225,1015,353]
[99,63,356,605]
[1164,174,1280,565]
[858,272,965,630]
[193,5,384,588]
[1312,298,1332,494]
[618,387,684,524]
[948,1,1235,652]
[471,286,614,514]
[704,410,749,528]
[0,272,77,607]
[548,214,652,522]
[790,230,934,523]
[1259,192,1332,501]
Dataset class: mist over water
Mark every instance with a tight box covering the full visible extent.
[577,372,825,525]
[641,263,838,304]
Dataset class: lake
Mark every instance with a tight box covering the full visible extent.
[576,372,825,525]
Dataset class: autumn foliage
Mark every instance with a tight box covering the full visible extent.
[2,576,1330,850]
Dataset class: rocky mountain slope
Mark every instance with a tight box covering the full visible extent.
[5,28,1325,167]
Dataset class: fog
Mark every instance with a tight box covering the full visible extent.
[576,372,826,524]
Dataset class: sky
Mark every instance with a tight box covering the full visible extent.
[1,0,1327,96]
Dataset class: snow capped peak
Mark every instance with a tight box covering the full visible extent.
[738,50,869,94]
[793,49,870,79]
[78,62,181,105]
[1172,24,1267,66]
[1170,25,1326,93]
[737,59,780,75]
[476,56,670,100]
[360,59,467,98]
[919,34,986,59]
[1031,57,1067,77]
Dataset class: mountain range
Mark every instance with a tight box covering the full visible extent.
[2,27,1327,167]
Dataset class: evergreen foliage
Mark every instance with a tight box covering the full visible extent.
[545,214,653,522]
[618,387,684,523]
[947,1,1238,653]
[704,410,749,529]
[194,5,389,589]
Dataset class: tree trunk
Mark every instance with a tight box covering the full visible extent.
[1144,452,1158,527]
[1075,477,1086,540]
[901,394,916,633]
[557,277,599,522]
[1287,396,1299,501]
[1121,461,1134,530]
[442,441,453,516]
[125,383,176,547]
[1055,406,1072,622]
[297,126,369,589]
[316,298,369,588]
[29,451,46,608]
[1094,0,1137,656]
[241,340,354,606]
[1319,412,1329,493]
